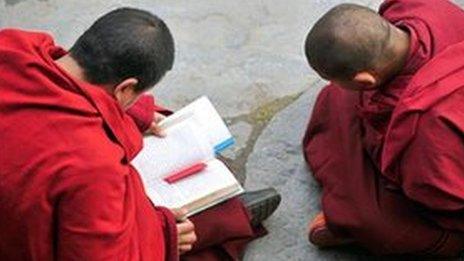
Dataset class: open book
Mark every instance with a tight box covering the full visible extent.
[132,96,244,217]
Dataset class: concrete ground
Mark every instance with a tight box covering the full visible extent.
[2,0,464,260]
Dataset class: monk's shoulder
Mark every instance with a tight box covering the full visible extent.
[54,147,129,192]
[381,0,461,17]
[53,119,128,178]
[0,29,53,52]
[315,83,359,107]
[419,87,464,133]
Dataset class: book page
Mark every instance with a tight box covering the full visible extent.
[132,115,215,191]
[132,97,240,213]
[159,96,234,153]
[173,159,239,201]
[142,159,243,211]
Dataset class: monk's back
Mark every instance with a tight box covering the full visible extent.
[0,29,167,260]
[303,0,464,256]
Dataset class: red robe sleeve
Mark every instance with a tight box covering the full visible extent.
[126,94,172,133]
[55,160,170,260]
[400,109,464,231]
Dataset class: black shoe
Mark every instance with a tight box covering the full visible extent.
[239,187,281,227]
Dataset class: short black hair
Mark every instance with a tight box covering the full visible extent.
[304,4,391,80]
[70,7,175,91]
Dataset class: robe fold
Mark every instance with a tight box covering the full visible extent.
[382,41,464,233]
[127,94,264,261]
[304,0,464,256]
[0,29,178,261]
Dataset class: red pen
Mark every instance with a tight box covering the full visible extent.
[164,162,207,184]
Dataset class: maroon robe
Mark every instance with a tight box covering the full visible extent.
[304,0,464,256]
[0,29,178,260]
[382,40,464,233]
[127,94,264,261]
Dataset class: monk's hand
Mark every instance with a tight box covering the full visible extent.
[146,112,166,137]
[171,208,197,254]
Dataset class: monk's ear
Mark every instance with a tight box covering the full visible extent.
[353,72,378,90]
[114,78,140,108]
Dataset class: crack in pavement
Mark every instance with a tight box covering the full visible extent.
[221,91,306,184]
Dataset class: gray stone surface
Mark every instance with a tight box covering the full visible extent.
[0,0,381,117]
[2,0,464,260]
[244,87,324,261]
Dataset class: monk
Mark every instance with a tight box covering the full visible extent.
[303,0,464,257]
[0,8,280,261]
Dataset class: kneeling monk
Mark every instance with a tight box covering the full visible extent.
[303,0,464,257]
[0,8,280,261]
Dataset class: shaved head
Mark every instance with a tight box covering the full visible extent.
[305,4,394,80]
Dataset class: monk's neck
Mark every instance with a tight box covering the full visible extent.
[55,54,88,83]
[381,27,411,84]
[55,54,113,93]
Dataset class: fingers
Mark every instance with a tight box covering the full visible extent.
[176,218,197,255]
[178,229,197,254]
[145,112,167,137]
[154,112,166,122]
[178,230,197,245]
[179,243,193,254]
[170,208,188,221]
[176,219,195,234]
[148,122,166,137]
